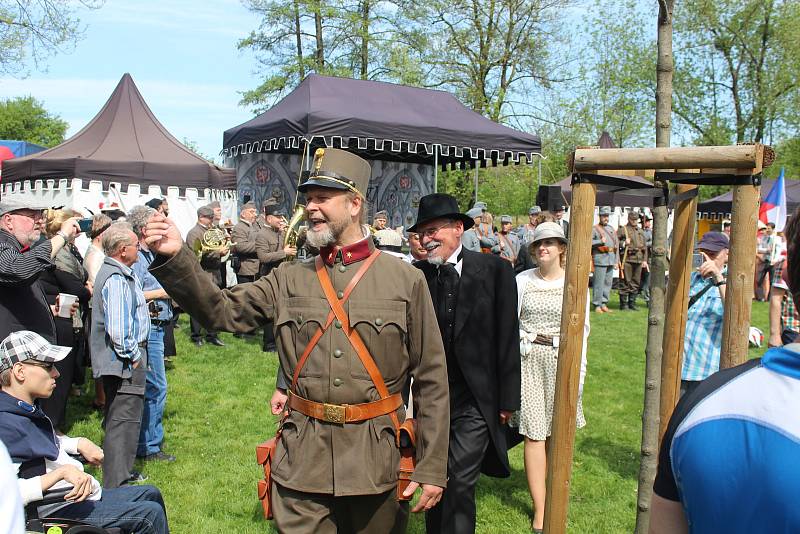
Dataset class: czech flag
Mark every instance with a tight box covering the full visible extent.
[759,167,787,232]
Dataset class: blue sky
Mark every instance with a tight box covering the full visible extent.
[0,0,263,161]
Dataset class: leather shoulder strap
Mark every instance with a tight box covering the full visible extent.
[290,250,381,389]
[315,250,401,431]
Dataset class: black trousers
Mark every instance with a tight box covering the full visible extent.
[426,398,489,534]
[101,349,147,488]
[190,317,218,342]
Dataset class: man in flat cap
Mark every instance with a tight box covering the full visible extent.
[0,197,80,344]
[617,210,647,311]
[185,205,226,347]
[144,147,449,533]
[517,206,541,246]
[410,193,520,534]
[495,215,520,264]
[373,210,389,232]
[591,206,618,313]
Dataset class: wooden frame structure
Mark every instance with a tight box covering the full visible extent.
[543,144,769,533]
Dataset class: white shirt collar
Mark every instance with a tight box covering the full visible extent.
[445,244,464,276]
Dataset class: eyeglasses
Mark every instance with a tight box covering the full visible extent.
[419,221,454,239]
[125,242,141,251]
[10,209,45,221]
[23,360,56,372]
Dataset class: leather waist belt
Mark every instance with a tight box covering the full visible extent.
[533,334,559,347]
[150,319,170,327]
[288,391,402,424]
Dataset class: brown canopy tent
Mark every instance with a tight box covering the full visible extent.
[2,73,235,191]
[555,173,658,208]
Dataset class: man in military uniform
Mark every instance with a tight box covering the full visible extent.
[145,149,449,534]
[495,215,520,265]
[185,206,226,346]
[517,206,541,245]
[591,206,618,313]
[255,200,296,352]
[373,210,389,231]
[617,210,647,311]
[231,201,261,284]
[461,208,498,253]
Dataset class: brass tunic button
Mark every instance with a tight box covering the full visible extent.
[333,378,343,387]
[338,265,347,273]
[375,318,383,326]
[333,349,343,358]
[337,291,344,299]
[334,319,342,329]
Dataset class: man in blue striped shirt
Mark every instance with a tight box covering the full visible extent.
[681,232,729,397]
[89,222,151,488]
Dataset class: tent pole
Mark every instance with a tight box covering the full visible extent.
[434,147,438,193]
[474,161,478,204]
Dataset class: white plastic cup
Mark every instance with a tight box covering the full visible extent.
[57,293,78,318]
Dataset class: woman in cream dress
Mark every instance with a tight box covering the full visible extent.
[512,221,589,532]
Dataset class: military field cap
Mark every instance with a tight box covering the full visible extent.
[529,206,541,215]
[241,201,256,211]
[500,215,513,224]
[197,206,214,218]
[263,199,282,216]
[473,201,487,211]
[599,206,612,216]
[374,210,388,220]
[627,210,640,220]
[375,228,402,248]
[466,207,483,219]
[207,200,221,209]
[298,148,371,197]
[408,193,474,233]
[531,221,568,245]
[0,330,71,372]
[0,196,50,216]
[696,231,729,253]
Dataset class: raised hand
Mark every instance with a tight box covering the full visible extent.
[144,212,184,257]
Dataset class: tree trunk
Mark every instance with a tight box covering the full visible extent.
[360,0,370,79]
[634,1,673,532]
[314,1,324,70]
[294,0,305,78]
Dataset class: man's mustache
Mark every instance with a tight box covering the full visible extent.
[424,240,442,252]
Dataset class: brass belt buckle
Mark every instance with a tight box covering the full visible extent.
[323,403,346,424]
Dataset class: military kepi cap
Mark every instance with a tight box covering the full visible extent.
[0,330,71,372]
[599,206,612,216]
[197,206,214,218]
[298,148,371,197]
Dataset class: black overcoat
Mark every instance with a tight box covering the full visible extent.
[416,248,521,477]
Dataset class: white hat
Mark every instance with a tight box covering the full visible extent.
[531,221,568,245]
[0,197,50,216]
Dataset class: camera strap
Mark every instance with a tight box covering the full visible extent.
[688,282,714,310]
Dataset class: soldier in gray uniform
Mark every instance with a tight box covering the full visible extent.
[462,208,498,253]
[591,206,618,313]
[495,215,520,265]
[517,206,541,245]
[639,213,653,304]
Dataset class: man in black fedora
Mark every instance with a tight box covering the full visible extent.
[409,193,521,534]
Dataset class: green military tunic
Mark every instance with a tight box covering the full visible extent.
[150,235,450,496]
[617,222,648,297]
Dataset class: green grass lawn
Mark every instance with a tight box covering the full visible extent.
[64,294,770,533]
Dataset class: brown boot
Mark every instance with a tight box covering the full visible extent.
[601,305,612,313]
[595,306,605,314]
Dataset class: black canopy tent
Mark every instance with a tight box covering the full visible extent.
[2,74,235,191]
[223,74,541,168]
[556,173,660,208]
[697,177,800,217]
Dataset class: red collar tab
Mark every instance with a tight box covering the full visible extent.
[20,245,30,253]
[320,237,373,267]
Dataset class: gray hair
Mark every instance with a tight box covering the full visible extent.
[127,205,156,238]
[101,221,135,256]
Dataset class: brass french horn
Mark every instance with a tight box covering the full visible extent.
[193,227,235,261]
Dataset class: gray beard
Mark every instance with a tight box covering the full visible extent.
[306,226,335,249]
[427,255,445,266]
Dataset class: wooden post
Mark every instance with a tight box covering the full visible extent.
[658,182,698,440]
[720,171,762,368]
[543,179,596,534]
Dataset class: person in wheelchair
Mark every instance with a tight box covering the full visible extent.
[0,330,169,534]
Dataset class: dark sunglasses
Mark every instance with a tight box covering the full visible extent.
[23,360,56,372]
